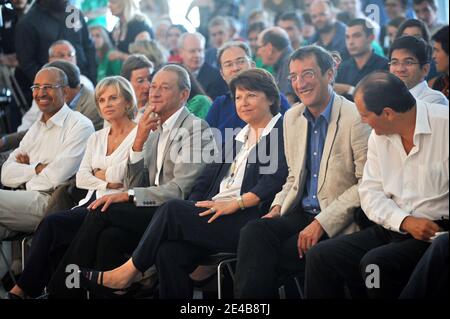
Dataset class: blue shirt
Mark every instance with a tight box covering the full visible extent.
[205,92,291,145]
[301,93,334,214]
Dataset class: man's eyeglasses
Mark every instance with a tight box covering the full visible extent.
[388,60,422,68]
[30,84,66,92]
[287,70,316,83]
[50,52,76,59]
[221,57,249,69]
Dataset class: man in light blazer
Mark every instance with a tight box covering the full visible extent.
[234,45,371,298]
[46,65,216,298]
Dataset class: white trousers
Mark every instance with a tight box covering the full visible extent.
[0,189,51,240]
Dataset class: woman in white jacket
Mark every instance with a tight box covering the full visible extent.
[6,76,137,299]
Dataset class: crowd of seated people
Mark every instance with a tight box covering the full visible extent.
[0,0,448,300]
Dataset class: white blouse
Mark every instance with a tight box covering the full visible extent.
[76,125,137,206]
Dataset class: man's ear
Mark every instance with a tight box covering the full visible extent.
[326,68,335,83]
[383,107,396,120]
[250,60,256,68]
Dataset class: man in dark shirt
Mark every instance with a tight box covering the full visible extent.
[335,19,389,101]
[308,0,350,61]
[14,0,97,85]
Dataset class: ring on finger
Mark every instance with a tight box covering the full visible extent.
[210,207,217,213]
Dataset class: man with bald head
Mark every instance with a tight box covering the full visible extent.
[0,67,94,241]
[178,32,228,100]
[256,26,294,96]
[309,0,350,61]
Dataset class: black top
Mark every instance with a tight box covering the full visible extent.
[197,62,229,101]
[335,52,389,100]
[14,3,97,84]
[432,74,449,100]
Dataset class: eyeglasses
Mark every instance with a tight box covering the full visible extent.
[221,57,249,69]
[287,70,316,82]
[388,60,422,68]
[30,84,65,92]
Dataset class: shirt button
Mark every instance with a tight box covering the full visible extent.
[314,131,318,134]
[313,209,317,213]
[313,174,317,178]
[313,195,316,199]
[313,152,317,156]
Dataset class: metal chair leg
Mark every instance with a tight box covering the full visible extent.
[0,242,17,285]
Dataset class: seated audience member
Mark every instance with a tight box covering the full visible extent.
[45,64,216,298]
[5,76,138,299]
[166,24,188,64]
[334,19,389,101]
[395,19,438,80]
[205,41,290,142]
[89,25,123,82]
[0,67,94,241]
[256,27,294,97]
[233,46,371,298]
[400,232,449,299]
[178,32,229,100]
[107,0,154,63]
[412,0,445,36]
[305,71,449,299]
[0,60,102,156]
[119,54,154,121]
[129,40,169,70]
[277,12,305,51]
[78,68,289,299]
[47,40,95,91]
[389,36,448,105]
[383,16,407,55]
[308,0,349,61]
[204,16,233,69]
[246,22,274,75]
[428,26,449,100]
[379,0,408,55]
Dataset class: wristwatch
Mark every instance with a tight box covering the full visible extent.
[347,86,356,96]
[237,196,246,210]
[128,189,135,204]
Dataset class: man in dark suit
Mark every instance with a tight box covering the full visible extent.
[178,32,228,100]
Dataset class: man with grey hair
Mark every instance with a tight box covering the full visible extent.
[178,32,228,100]
[46,64,217,298]
[0,67,94,241]
[256,27,294,97]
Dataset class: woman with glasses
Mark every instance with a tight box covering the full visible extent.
[79,68,289,299]
[5,76,137,299]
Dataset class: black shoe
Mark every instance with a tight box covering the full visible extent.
[79,268,140,299]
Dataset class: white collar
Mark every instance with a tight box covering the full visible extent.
[235,113,282,143]
[161,106,184,132]
[409,81,428,97]
[38,104,71,128]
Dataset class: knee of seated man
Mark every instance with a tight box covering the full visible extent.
[359,249,392,276]
[239,219,271,241]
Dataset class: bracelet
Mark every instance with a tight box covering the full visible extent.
[237,196,245,210]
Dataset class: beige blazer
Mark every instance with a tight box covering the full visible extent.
[272,94,371,237]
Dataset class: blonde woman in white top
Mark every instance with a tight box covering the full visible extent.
[7,76,137,299]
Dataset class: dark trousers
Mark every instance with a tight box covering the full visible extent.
[131,199,262,298]
[47,203,158,298]
[305,225,431,299]
[400,232,449,299]
[17,206,88,297]
[233,210,322,299]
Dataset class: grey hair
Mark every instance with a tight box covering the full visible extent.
[48,40,76,57]
[156,64,191,92]
[177,32,206,50]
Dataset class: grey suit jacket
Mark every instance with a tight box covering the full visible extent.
[272,94,371,237]
[125,107,216,206]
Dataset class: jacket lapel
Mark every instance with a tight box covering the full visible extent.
[317,95,341,193]
[146,129,161,186]
[296,106,309,181]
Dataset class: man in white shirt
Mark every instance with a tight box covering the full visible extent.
[305,71,448,299]
[389,36,448,106]
[0,67,94,240]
